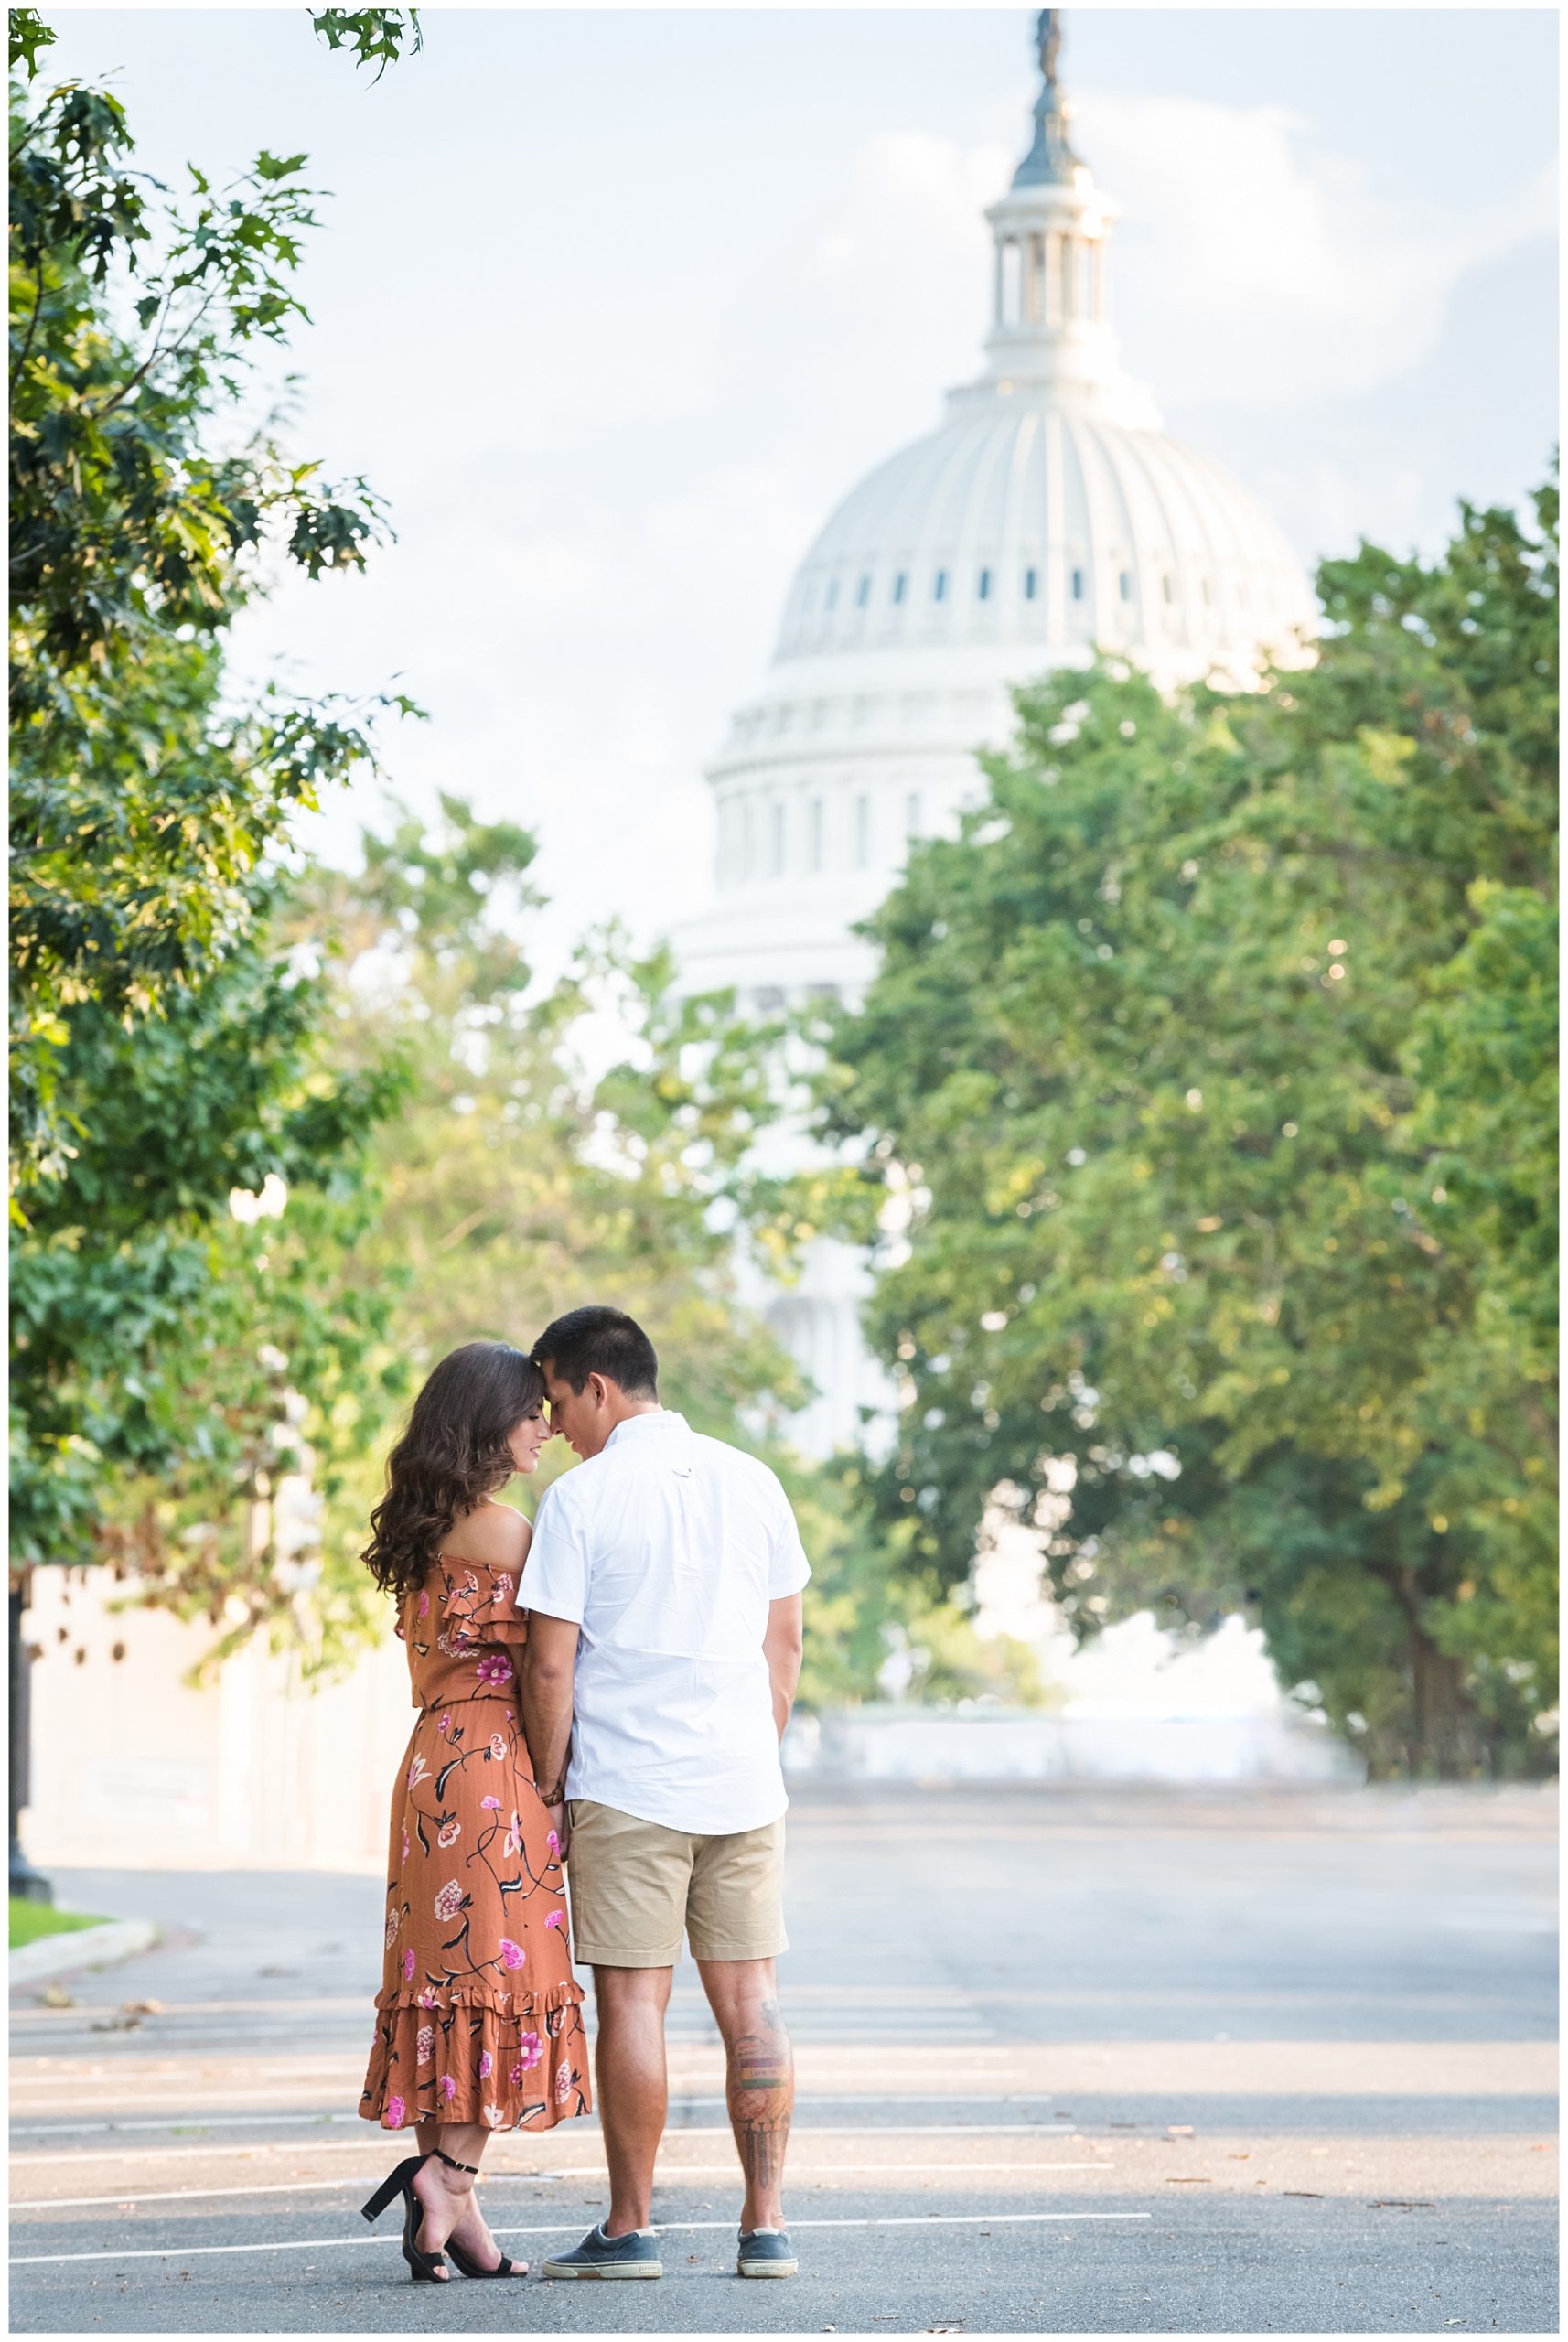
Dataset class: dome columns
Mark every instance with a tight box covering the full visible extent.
[983,180,1118,392]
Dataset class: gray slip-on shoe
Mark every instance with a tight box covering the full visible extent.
[542,2222,663,2279]
[737,2226,798,2278]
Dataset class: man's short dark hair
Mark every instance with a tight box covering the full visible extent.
[532,1305,659,1398]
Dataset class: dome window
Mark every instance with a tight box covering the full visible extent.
[977,568,992,600]
[855,574,872,608]
[801,582,815,615]
[892,571,907,604]
[1070,568,1085,601]
[933,568,948,602]
[1024,567,1038,600]
[906,792,923,840]
[770,801,786,876]
[809,798,824,874]
[1119,571,1133,602]
[824,578,840,612]
[854,794,872,869]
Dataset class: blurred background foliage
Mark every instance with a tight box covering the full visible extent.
[9,8,1554,1768]
[812,478,1557,1777]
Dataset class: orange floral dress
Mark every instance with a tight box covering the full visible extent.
[359,1557,591,2133]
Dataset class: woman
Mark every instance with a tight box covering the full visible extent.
[357,1340,590,2283]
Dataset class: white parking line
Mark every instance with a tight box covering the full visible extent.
[15,2162,1115,2210]
[6,2091,1059,2140]
[7,2122,1086,2169]
[11,2209,1152,2267]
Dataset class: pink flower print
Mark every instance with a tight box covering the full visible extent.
[484,2102,506,2128]
[509,2061,524,2087]
[416,2025,435,2067]
[545,1830,560,1857]
[488,1732,507,1762]
[438,2073,457,2103]
[400,1827,410,1864]
[417,1988,438,2009]
[417,1592,430,1618]
[435,1713,451,1737]
[498,1938,526,1971]
[406,1754,429,1792]
[402,1948,416,1982]
[503,1810,521,1858]
[384,1907,401,1950]
[480,1795,501,1810]
[554,2061,573,2104]
[476,1651,511,1688]
[478,2050,493,2079]
[493,1573,514,1603]
[544,1908,564,1929]
[516,2031,542,2070]
[433,1880,465,1923]
[436,1819,461,1849]
[385,2094,406,2129]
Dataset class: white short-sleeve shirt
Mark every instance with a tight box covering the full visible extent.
[519,1411,811,1835]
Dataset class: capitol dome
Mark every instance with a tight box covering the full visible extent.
[674,9,1318,1456]
[677,10,1317,1015]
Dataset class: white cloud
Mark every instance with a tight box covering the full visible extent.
[1076,91,1557,403]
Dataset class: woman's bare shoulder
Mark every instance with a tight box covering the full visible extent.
[442,1501,532,1570]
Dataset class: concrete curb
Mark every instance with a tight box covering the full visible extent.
[10,1918,158,1988]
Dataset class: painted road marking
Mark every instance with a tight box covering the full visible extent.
[14,2162,1116,2210]
[6,2099,1062,2142]
[8,2122,1091,2168]
[11,2210,1153,2266]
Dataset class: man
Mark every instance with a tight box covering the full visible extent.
[518,1305,809,2282]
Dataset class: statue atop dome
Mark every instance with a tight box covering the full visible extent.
[1013,7,1083,189]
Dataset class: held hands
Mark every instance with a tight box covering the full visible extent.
[543,1799,572,1865]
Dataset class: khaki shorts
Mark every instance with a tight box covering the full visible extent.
[566,1799,788,1968]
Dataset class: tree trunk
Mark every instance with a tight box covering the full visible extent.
[1407,1624,1478,1779]
[9,1574,52,1903]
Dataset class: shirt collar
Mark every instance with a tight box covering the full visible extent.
[603,1409,689,1454]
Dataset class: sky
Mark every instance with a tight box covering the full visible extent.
[40,7,1561,970]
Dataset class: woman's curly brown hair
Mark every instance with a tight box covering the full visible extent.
[362,1341,545,1599]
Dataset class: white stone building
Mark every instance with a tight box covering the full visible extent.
[675,10,1316,1456]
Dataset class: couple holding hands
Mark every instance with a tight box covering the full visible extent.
[356,1305,810,2285]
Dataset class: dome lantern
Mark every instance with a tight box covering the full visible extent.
[974,9,1154,424]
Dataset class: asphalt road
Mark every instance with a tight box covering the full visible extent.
[9,1783,1558,2335]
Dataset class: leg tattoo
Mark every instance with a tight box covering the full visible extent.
[727,1999,793,2210]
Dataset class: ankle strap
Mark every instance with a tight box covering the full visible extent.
[434,2149,480,2175]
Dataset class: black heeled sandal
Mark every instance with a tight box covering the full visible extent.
[446,2237,525,2280]
[360,2150,467,2283]
[437,2150,524,2279]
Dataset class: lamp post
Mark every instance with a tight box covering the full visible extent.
[9,1575,52,1904]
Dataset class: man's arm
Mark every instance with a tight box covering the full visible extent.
[763,1592,805,1741]
[521,1610,581,1846]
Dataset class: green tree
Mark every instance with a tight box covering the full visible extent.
[288,796,803,1594]
[8,10,419,1729]
[291,795,1026,1706]
[9,8,416,1195]
[822,478,1557,1777]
